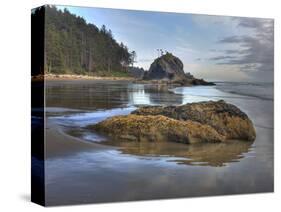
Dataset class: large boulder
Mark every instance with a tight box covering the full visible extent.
[143,52,214,85]
[90,114,225,144]
[132,100,256,141]
[89,100,255,144]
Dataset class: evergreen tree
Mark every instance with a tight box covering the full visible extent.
[32,6,136,76]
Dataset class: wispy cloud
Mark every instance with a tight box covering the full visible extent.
[213,18,273,76]
[209,55,237,61]
[191,15,233,28]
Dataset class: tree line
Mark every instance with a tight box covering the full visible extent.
[32,6,136,76]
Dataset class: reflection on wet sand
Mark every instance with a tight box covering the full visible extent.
[46,80,183,110]
[47,79,257,168]
[103,140,254,167]
[65,124,254,167]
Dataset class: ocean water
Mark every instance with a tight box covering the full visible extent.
[216,82,273,101]
[44,80,274,205]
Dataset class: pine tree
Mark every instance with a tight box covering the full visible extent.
[32,6,136,76]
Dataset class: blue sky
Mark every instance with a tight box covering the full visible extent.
[56,5,273,82]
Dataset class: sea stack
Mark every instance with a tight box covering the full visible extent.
[143,52,215,85]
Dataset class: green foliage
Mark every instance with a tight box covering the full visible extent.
[163,52,174,60]
[39,6,135,75]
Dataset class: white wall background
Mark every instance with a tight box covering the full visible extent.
[0,0,280,211]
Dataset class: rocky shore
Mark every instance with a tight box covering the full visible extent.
[89,100,256,144]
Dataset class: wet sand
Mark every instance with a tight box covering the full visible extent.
[45,121,273,206]
[46,120,112,158]
[44,80,273,206]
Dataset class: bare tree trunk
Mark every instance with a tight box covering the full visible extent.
[88,48,92,76]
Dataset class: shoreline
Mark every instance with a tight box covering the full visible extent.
[46,119,114,158]
[32,74,135,81]
[32,74,214,86]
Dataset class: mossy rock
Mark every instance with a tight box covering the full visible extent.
[90,114,225,144]
[132,100,256,141]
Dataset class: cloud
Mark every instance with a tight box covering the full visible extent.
[209,55,237,61]
[224,49,248,54]
[219,36,241,43]
[237,18,265,28]
[213,17,273,77]
[194,64,250,82]
[191,15,233,28]
[137,59,154,62]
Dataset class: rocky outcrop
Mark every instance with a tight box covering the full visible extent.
[142,52,214,85]
[132,100,256,141]
[89,100,256,144]
[90,115,225,144]
[143,53,186,80]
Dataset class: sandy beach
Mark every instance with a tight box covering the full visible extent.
[43,80,273,206]
[45,120,113,158]
[33,74,135,81]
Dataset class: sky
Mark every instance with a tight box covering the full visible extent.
[57,5,274,82]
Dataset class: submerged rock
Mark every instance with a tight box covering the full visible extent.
[90,114,225,144]
[132,100,256,141]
